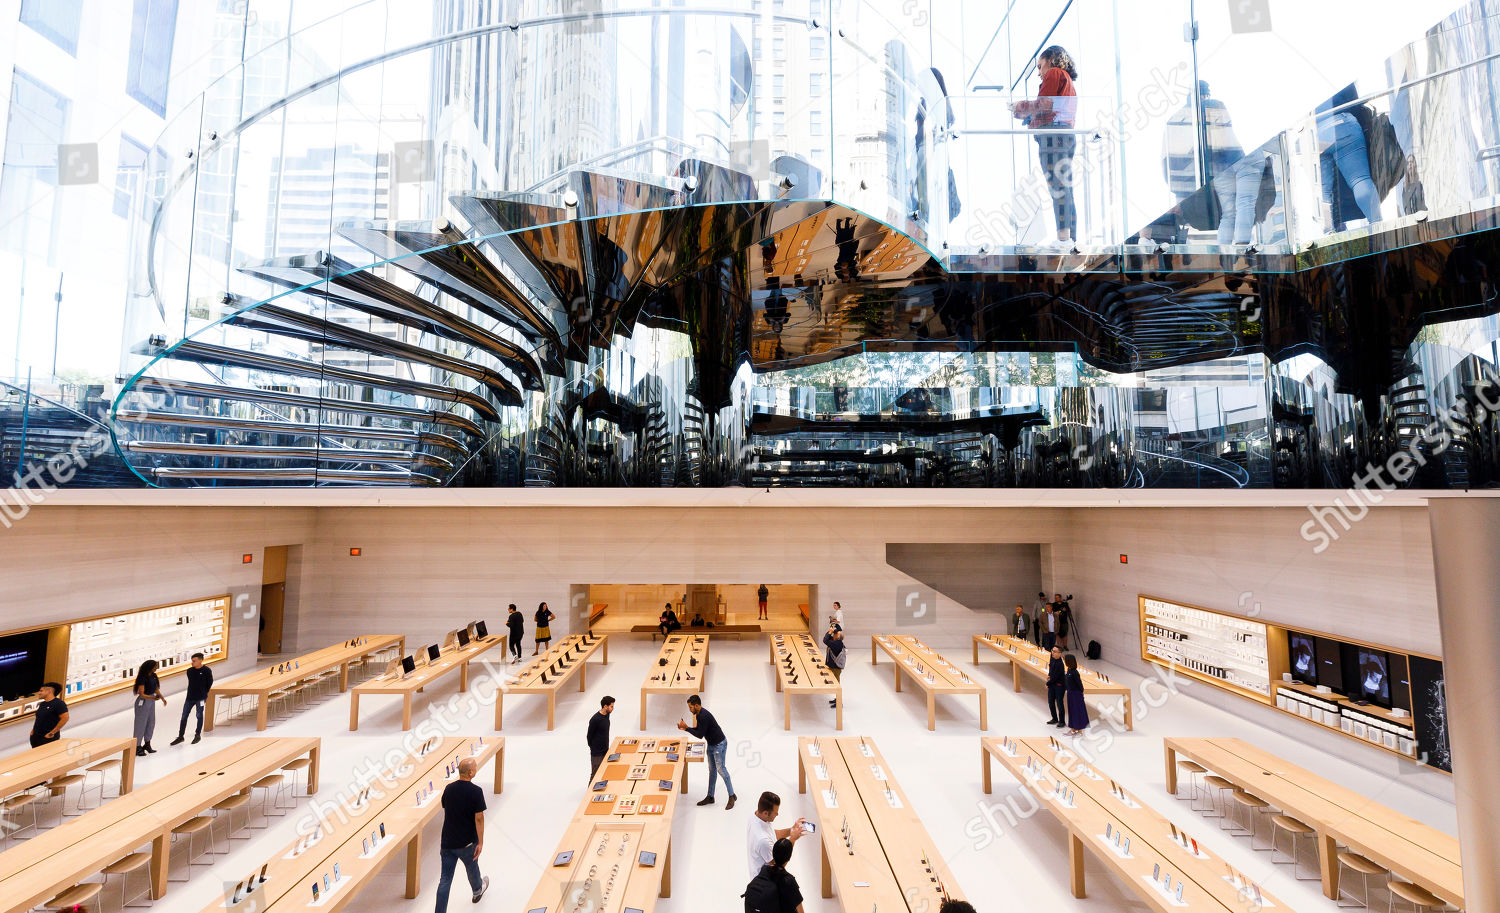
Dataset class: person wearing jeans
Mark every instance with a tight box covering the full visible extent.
[1316,84,1382,232]
[1011,45,1080,246]
[678,695,735,809]
[435,758,489,912]
[171,652,213,746]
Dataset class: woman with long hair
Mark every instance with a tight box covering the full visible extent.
[532,602,556,655]
[1010,45,1080,247]
[132,659,167,756]
[1064,653,1090,734]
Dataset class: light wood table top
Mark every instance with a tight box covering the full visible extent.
[0,736,319,911]
[0,737,136,802]
[349,636,502,731]
[871,635,987,731]
[1163,737,1462,906]
[974,634,1133,729]
[496,634,609,731]
[524,735,689,913]
[769,634,842,731]
[983,737,1297,911]
[640,635,709,729]
[797,736,966,912]
[215,735,503,913]
[207,635,404,731]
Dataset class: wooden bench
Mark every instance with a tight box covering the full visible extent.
[208,736,502,913]
[983,736,1299,910]
[973,634,1134,730]
[630,623,760,641]
[348,635,503,731]
[0,737,319,908]
[588,603,608,626]
[798,603,810,623]
[0,738,136,805]
[796,736,967,911]
[523,735,692,913]
[1164,737,1463,908]
[495,633,608,730]
[871,635,987,730]
[769,634,842,731]
[209,635,405,731]
[640,635,710,730]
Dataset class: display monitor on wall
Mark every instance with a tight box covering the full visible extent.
[0,629,49,702]
[1357,648,1391,707]
[426,644,441,663]
[1288,633,1316,685]
[1315,638,1345,692]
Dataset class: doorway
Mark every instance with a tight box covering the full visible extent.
[258,545,293,655]
[579,584,812,633]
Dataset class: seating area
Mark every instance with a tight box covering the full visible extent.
[0,739,136,843]
[871,634,987,730]
[973,634,1134,729]
[494,633,609,730]
[630,623,762,640]
[1164,737,1463,911]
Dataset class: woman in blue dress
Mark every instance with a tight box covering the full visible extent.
[1064,653,1089,734]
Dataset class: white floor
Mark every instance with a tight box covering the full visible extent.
[31,635,1458,913]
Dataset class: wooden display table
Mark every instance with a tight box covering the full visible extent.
[1163,737,1463,907]
[0,738,136,802]
[796,736,967,912]
[495,634,608,731]
[870,635,987,730]
[983,737,1297,911]
[206,736,502,913]
[973,634,1133,730]
[523,736,690,913]
[640,634,709,729]
[0,737,318,909]
[769,634,842,731]
[349,635,502,731]
[208,635,405,731]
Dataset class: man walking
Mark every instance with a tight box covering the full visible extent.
[1045,646,1067,728]
[678,695,736,809]
[588,695,614,781]
[29,682,68,748]
[170,653,213,746]
[505,604,524,663]
[435,757,489,911]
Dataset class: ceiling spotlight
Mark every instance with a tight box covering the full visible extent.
[562,189,579,208]
[1413,210,1429,222]
[683,174,698,192]
[208,131,218,141]
[909,210,921,221]
[1156,243,1169,254]
[858,180,868,191]
[778,174,797,192]
[1243,243,1258,255]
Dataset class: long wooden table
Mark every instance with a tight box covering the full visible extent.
[973,634,1134,729]
[871,635,987,730]
[208,635,405,731]
[983,737,1297,911]
[0,737,136,802]
[1163,737,1463,907]
[640,634,709,730]
[495,633,608,731]
[796,736,967,912]
[523,735,688,913]
[349,635,502,731]
[210,735,503,913]
[769,634,842,731]
[0,737,319,910]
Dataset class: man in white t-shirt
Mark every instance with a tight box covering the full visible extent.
[747,790,807,876]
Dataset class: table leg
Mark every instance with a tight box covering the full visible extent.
[835,692,843,731]
[640,690,647,731]
[307,744,321,794]
[580,660,587,691]
[459,660,469,692]
[494,745,504,794]
[401,695,413,731]
[1124,697,1134,732]
[151,830,170,900]
[1163,744,1178,795]
[894,664,901,692]
[120,744,137,794]
[973,639,979,665]
[547,693,555,731]
[799,752,806,794]
[927,692,936,731]
[405,832,422,899]
[256,695,269,731]
[659,838,672,897]
[681,761,688,794]
[768,637,774,664]
[1317,831,1339,900]
[339,661,350,692]
[705,638,710,665]
[348,693,360,731]
[1013,663,1022,693]
[784,691,791,732]
[979,693,988,731]
[821,837,833,898]
[204,693,217,732]
[870,637,877,666]
[1069,833,1086,898]
[602,638,608,664]
[982,744,992,794]
[494,691,503,730]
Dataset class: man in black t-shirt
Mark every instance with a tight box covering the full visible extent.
[678,694,736,809]
[29,682,68,748]
[587,696,614,781]
[505,604,524,663]
[171,653,213,746]
[435,757,489,912]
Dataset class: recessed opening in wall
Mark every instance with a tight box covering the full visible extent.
[574,584,813,634]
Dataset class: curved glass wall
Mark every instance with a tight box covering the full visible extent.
[10,0,1500,488]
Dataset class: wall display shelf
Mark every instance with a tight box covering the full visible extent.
[1138,596,1275,701]
[0,595,230,727]
[1138,594,1446,771]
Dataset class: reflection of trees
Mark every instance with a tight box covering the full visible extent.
[758,351,1069,392]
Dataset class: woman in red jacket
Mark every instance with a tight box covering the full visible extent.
[1010,46,1080,247]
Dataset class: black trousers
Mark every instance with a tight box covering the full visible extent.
[1041,632,1057,650]
[508,632,523,659]
[589,753,605,783]
[29,733,57,749]
[1047,684,1067,723]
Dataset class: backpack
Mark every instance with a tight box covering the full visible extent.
[743,868,783,913]
[1086,640,1102,660]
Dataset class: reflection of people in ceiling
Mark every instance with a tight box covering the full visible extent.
[915,67,961,221]
[833,217,860,281]
[760,238,788,334]
[1315,84,1383,232]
